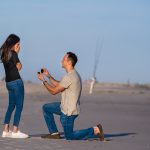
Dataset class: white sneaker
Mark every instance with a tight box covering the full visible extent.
[11,131,29,139]
[2,131,12,138]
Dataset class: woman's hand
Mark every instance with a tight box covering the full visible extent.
[16,62,22,71]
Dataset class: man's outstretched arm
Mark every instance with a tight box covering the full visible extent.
[43,81,65,95]
[42,68,59,87]
[37,72,65,95]
[48,75,59,87]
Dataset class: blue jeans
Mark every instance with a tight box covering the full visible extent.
[4,79,24,127]
[43,102,94,140]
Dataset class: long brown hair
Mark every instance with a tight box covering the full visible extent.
[0,34,20,62]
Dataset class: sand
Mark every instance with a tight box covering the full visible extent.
[0,82,150,150]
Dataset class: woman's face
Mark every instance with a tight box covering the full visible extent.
[12,42,20,53]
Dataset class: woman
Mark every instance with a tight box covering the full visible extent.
[0,34,28,138]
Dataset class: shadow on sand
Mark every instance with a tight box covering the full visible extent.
[102,132,136,141]
[104,132,136,138]
[29,132,136,141]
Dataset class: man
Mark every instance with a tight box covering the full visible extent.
[37,52,104,141]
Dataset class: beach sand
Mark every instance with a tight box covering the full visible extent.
[0,82,150,150]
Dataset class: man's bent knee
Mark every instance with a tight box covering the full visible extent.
[42,103,48,112]
[42,103,54,112]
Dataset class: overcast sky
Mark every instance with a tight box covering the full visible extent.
[0,0,150,83]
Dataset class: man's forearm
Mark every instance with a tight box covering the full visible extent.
[43,81,56,95]
[48,75,59,87]
[42,80,65,95]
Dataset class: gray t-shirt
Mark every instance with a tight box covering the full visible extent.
[59,69,82,116]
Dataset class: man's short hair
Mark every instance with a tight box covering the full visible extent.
[67,52,78,67]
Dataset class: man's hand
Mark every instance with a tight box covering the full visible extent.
[41,67,59,87]
[42,67,51,78]
[37,73,45,81]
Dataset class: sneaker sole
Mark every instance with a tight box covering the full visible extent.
[11,136,29,139]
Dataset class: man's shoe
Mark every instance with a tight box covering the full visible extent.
[2,131,12,138]
[11,131,29,139]
[41,134,60,139]
[97,124,104,141]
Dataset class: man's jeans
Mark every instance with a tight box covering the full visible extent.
[4,79,24,127]
[43,102,94,140]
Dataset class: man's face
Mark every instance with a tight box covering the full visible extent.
[61,54,68,68]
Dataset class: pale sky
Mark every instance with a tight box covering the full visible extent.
[0,0,150,83]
